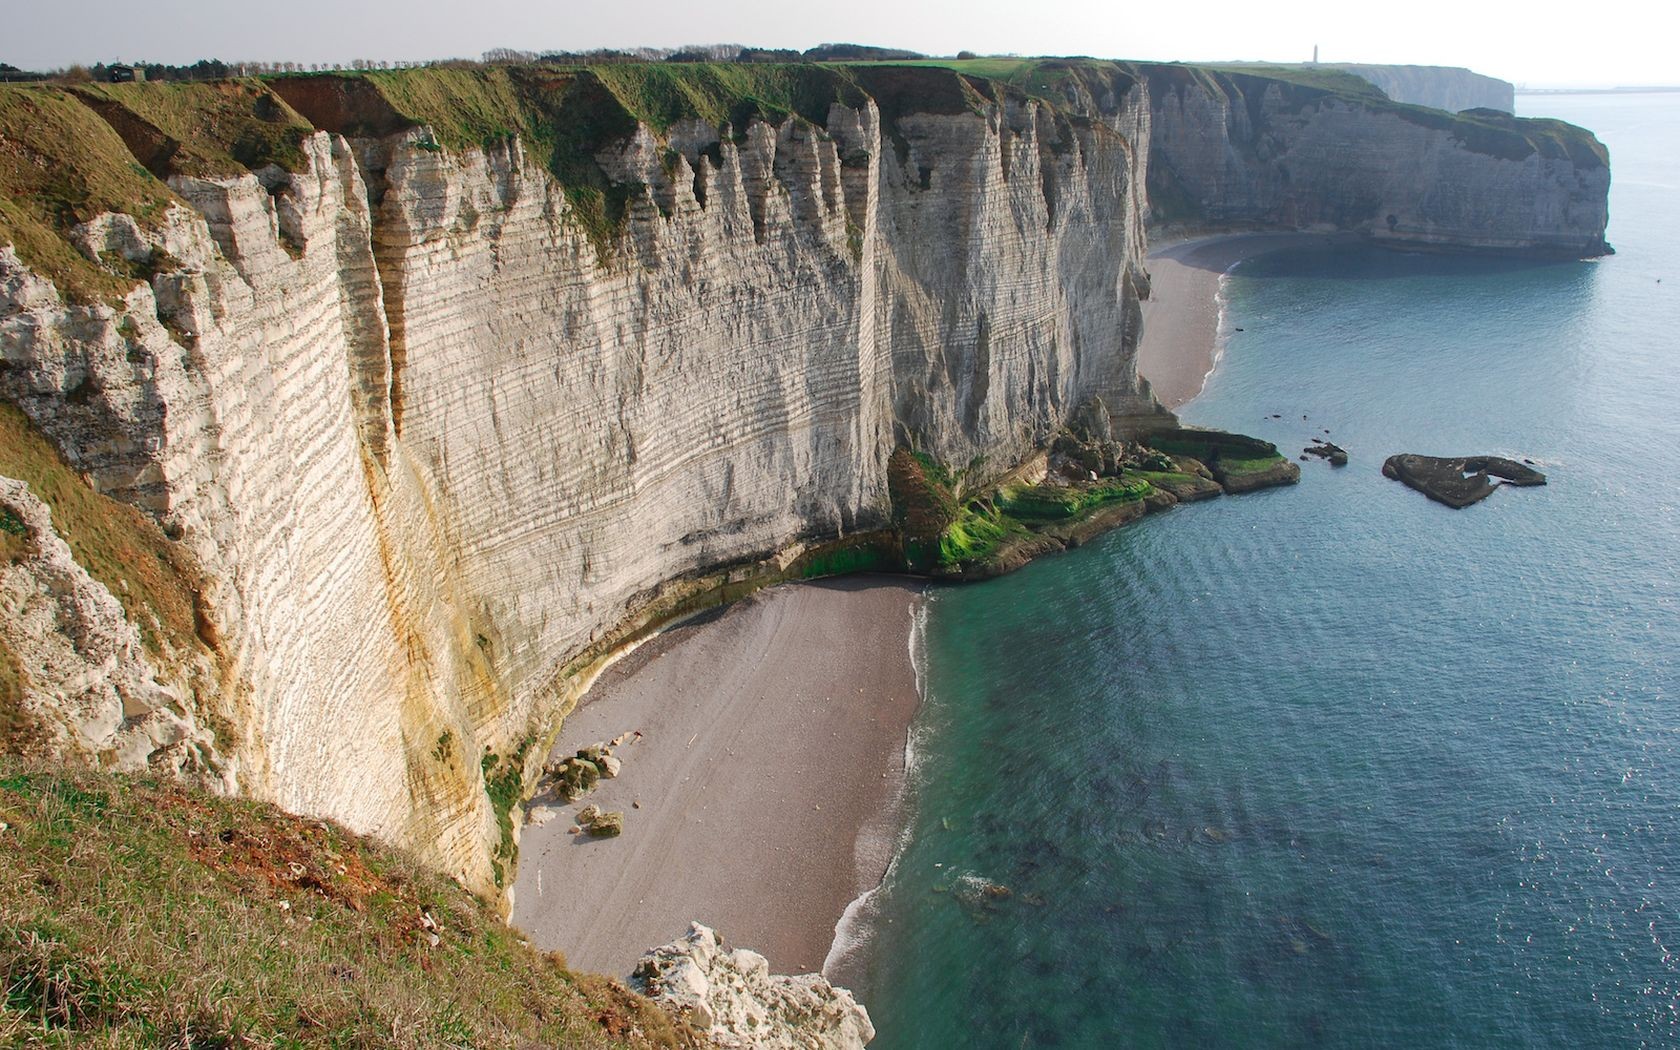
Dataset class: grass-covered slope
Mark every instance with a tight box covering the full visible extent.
[0,763,691,1048]
[0,403,209,752]
[0,87,178,303]
[0,78,314,304]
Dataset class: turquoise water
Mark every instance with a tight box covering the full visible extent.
[857,93,1680,1047]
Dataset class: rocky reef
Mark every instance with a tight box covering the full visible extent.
[1382,453,1547,508]
[0,59,1609,895]
[888,417,1296,580]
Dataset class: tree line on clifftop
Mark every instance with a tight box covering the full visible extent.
[5,43,1008,84]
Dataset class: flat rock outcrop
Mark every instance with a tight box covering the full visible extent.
[1143,427,1301,494]
[632,923,874,1049]
[1382,453,1547,508]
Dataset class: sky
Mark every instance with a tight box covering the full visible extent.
[3,0,1671,88]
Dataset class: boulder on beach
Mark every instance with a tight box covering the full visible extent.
[587,811,625,838]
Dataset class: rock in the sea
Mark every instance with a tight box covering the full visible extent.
[1303,440,1349,467]
[631,922,874,1049]
[1143,428,1301,493]
[1382,454,1546,508]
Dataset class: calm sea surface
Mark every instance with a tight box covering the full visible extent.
[856,93,1680,1047]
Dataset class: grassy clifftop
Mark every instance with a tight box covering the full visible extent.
[0,762,691,1047]
[0,58,1608,297]
[0,78,314,302]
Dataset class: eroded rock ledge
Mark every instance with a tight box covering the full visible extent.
[632,923,874,1050]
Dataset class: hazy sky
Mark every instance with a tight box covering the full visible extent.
[3,0,1669,87]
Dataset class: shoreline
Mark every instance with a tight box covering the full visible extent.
[1139,232,1358,409]
[511,575,925,981]
[508,231,1320,993]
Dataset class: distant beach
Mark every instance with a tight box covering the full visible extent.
[512,576,924,979]
[1139,232,1353,408]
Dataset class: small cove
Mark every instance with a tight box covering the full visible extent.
[855,92,1680,1048]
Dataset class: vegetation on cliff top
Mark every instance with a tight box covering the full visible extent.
[0,57,1607,286]
[0,762,691,1048]
[66,80,317,180]
[0,87,177,302]
[0,78,314,303]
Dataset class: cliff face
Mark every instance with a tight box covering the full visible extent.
[0,65,1158,890]
[1332,64,1515,114]
[0,61,1612,889]
[1144,66,1610,255]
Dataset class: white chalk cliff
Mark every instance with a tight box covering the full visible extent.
[0,63,1610,896]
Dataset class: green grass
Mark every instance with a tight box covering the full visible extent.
[479,737,535,889]
[0,645,28,751]
[796,537,897,579]
[998,477,1151,521]
[1125,469,1202,487]
[843,57,1036,79]
[66,80,316,179]
[1195,63,1389,100]
[0,763,689,1048]
[0,86,177,303]
[937,501,1027,569]
[0,403,206,665]
[1216,455,1288,475]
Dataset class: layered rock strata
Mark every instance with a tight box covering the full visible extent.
[0,67,1161,890]
[0,62,1611,890]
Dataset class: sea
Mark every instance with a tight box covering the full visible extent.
[853,92,1680,1047]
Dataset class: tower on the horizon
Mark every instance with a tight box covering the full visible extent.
[1312,44,1319,64]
